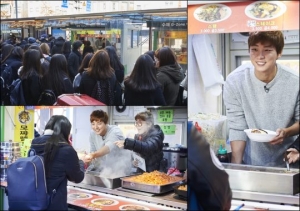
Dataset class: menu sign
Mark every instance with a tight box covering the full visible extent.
[188,1,299,34]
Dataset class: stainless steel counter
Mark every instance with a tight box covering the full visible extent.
[232,190,300,206]
[68,181,187,210]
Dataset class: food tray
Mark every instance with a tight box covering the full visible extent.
[173,182,187,200]
[121,175,185,194]
[81,171,134,189]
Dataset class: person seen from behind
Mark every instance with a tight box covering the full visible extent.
[73,52,93,93]
[68,40,82,82]
[43,115,85,210]
[105,46,124,83]
[155,46,185,106]
[124,54,166,105]
[79,50,118,105]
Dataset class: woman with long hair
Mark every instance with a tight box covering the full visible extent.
[42,54,74,98]
[124,54,166,105]
[43,115,85,210]
[73,52,93,93]
[105,46,124,83]
[40,43,51,62]
[79,50,118,105]
[62,41,72,60]
[155,46,185,106]
[19,49,43,105]
[28,45,50,75]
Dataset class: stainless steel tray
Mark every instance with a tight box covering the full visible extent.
[121,175,184,194]
[223,163,299,195]
[80,171,134,189]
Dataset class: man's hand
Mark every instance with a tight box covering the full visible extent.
[114,140,125,148]
[269,128,286,145]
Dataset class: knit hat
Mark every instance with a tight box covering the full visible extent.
[72,40,83,50]
[28,37,36,44]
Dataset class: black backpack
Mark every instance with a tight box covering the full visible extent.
[37,89,57,105]
[1,63,14,104]
[10,79,27,105]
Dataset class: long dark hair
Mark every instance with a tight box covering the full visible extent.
[86,50,114,79]
[42,54,70,97]
[44,115,71,176]
[105,46,124,71]
[78,53,93,74]
[1,44,14,63]
[1,46,23,63]
[155,46,177,67]
[124,54,159,92]
[62,41,71,54]
[20,49,43,79]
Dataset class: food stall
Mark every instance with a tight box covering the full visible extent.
[188,1,299,210]
[1,106,187,210]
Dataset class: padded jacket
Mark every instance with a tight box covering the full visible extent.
[46,143,84,210]
[188,121,232,210]
[124,125,164,172]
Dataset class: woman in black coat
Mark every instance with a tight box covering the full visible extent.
[41,54,74,98]
[124,54,166,106]
[19,49,43,105]
[43,115,85,210]
[79,50,118,105]
[105,46,124,83]
[115,111,164,172]
[68,40,82,82]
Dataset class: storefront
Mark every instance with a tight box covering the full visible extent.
[187,1,299,210]
[0,106,187,210]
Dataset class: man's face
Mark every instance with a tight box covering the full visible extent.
[91,120,106,136]
[135,119,150,135]
[249,42,281,73]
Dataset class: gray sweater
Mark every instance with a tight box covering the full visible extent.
[89,125,132,174]
[224,63,299,167]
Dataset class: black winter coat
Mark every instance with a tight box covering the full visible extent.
[124,84,166,106]
[46,143,84,210]
[156,64,184,106]
[68,50,82,82]
[30,134,51,155]
[188,122,232,210]
[51,37,65,55]
[79,71,117,105]
[124,125,164,172]
[21,72,42,105]
[3,55,22,82]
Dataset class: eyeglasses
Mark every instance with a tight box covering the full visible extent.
[134,121,143,127]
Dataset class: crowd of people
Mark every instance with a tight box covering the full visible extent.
[1,34,187,106]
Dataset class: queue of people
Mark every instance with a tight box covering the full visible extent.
[1,34,186,106]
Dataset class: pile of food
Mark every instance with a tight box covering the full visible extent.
[196,4,228,22]
[251,129,268,134]
[178,185,187,191]
[249,2,281,19]
[126,171,182,185]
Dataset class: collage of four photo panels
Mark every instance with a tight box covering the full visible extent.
[1,0,299,210]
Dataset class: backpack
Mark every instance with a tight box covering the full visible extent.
[9,79,27,105]
[1,63,13,103]
[6,150,50,210]
[37,89,57,105]
[91,80,114,105]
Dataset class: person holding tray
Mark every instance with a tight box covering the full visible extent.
[114,111,165,173]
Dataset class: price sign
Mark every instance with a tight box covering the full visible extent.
[161,125,176,135]
[158,110,173,123]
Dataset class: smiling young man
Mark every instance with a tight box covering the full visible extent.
[223,31,299,167]
[85,109,131,173]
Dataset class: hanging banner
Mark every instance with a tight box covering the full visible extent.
[62,0,68,8]
[188,1,299,34]
[14,106,34,144]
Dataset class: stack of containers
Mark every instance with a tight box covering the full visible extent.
[0,141,21,181]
